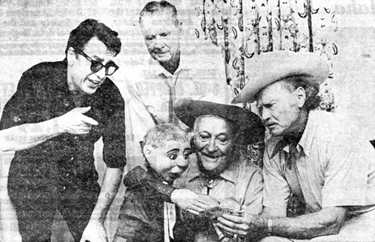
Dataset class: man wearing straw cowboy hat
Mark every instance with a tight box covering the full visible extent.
[172,98,265,242]
[216,51,375,241]
[125,98,266,241]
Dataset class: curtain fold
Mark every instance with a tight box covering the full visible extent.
[193,0,338,111]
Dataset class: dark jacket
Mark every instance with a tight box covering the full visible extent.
[114,166,176,242]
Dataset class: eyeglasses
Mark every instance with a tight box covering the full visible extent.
[75,49,119,76]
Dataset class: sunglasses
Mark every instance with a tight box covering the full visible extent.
[75,49,119,76]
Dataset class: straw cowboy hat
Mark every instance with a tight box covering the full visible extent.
[174,98,265,145]
[231,51,330,103]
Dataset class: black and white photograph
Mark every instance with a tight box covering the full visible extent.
[1,0,375,241]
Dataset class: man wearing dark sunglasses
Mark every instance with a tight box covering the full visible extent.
[0,19,126,242]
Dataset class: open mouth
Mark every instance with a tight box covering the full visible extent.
[87,79,101,87]
[169,173,181,180]
[201,153,223,160]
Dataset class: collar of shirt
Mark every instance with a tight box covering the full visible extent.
[269,110,319,159]
[186,153,240,185]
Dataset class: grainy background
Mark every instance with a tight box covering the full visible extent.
[1,0,375,241]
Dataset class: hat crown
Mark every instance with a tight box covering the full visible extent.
[232,51,329,103]
[174,99,265,145]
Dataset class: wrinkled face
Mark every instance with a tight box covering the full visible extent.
[144,140,191,184]
[256,81,304,137]
[67,37,116,95]
[140,11,181,65]
[194,116,235,176]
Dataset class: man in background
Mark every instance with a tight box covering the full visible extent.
[123,0,233,170]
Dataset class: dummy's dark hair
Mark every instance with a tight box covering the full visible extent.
[65,19,121,56]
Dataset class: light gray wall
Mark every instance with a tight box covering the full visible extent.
[1,0,375,241]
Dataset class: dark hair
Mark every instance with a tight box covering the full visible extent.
[280,76,321,111]
[139,1,179,25]
[65,19,121,56]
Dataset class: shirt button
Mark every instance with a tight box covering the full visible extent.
[13,116,22,123]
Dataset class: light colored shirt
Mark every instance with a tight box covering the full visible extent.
[174,151,263,241]
[263,110,375,216]
[176,152,263,213]
[122,39,233,170]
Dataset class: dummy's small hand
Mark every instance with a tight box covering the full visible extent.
[57,107,98,135]
[171,189,219,215]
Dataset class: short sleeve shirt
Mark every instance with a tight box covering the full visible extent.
[0,60,126,190]
[263,110,375,215]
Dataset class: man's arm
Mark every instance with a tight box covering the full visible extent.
[126,167,218,214]
[0,107,98,152]
[80,167,124,242]
[217,206,347,240]
[0,119,61,152]
[263,206,346,239]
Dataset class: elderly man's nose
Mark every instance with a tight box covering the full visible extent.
[154,35,164,47]
[207,139,217,152]
[154,36,161,47]
[261,108,271,121]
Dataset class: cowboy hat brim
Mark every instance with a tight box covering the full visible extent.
[174,98,265,145]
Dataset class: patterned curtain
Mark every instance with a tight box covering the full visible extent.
[192,0,338,111]
[192,0,339,216]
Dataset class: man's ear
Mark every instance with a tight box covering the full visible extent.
[66,47,77,65]
[295,86,307,108]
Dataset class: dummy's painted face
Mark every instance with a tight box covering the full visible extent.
[144,140,190,184]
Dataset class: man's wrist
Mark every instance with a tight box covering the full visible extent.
[258,216,271,235]
[87,216,104,224]
[51,117,65,135]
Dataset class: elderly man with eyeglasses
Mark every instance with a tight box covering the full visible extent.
[0,19,125,242]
